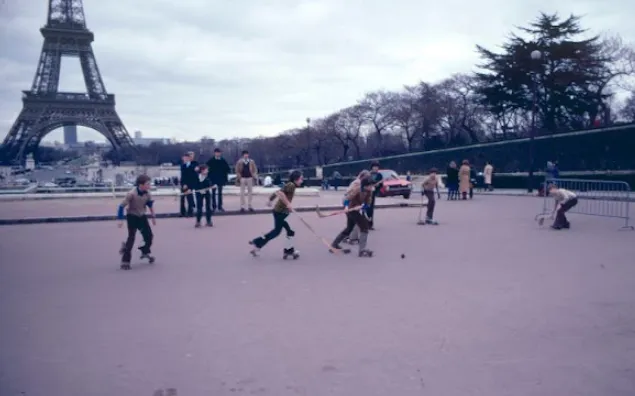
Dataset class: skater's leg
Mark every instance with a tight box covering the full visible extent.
[179,194,186,216]
[353,212,371,255]
[252,212,287,248]
[424,190,436,220]
[204,193,212,224]
[332,213,356,247]
[349,225,360,241]
[554,198,577,227]
[217,185,224,210]
[195,193,204,224]
[211,187,217,211]
[138,216,153,255]
[367,195,376,228]
[122,215,138,263]
[186,194,195,216]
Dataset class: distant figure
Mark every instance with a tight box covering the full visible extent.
[446,161,459,200]
[483,162,493,191]
[263,175,273,187]
[459,160,471,200]
[180,151,198,217]
[331,171,342,191]
[406,171,412,182]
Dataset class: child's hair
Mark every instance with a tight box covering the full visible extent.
[462,159,469,165]
[357,170,371,180]
[198,164,208,171]
[548,183,557,190]
[289,170,303,183]
[370,161,380,169]
[429,167,438,174]
[136,174,151,186]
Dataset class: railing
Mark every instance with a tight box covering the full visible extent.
[536,177,634,230]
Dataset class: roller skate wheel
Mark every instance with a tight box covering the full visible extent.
[120,264,131,270]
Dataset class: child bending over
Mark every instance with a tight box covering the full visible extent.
[548,184,578,230]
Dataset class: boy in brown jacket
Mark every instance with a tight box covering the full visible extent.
[420,168,441,225]
[117,175,156,270]
[331,178,374,257]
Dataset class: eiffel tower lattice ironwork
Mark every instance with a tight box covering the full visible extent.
[0,0,136,164]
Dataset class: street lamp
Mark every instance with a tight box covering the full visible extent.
[527,49,541,193]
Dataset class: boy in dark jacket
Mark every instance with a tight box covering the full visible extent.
[180,152,198,217]
[206,148,230,212]
[194,165,214,228]
[331,178,374,257]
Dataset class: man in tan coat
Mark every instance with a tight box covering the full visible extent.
[483,161,493,191]
[459,159,471,200]
[235,150,258,212]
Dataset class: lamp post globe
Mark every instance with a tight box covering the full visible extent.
[531,50,542,60]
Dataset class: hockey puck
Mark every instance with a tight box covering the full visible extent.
[401,254,405,259]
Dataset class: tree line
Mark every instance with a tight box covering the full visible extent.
[66,14,635,167]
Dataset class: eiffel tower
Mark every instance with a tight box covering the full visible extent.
[0,0,136,165]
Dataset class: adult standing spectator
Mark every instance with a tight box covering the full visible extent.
[483,161,494,191]
[446,161,459,200]
[235,150,258,212]
[459,159,471,200]
[180,151,198,217]
[206,148,230,212]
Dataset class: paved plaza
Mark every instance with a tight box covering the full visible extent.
[1,196,634,396]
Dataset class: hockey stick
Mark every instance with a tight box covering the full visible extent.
[535,213,553,226]
[417,193,426,225]
[174,186,217,200]
[294,213,342,253]
[316,205,362,218]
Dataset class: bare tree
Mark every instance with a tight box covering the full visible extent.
[336,106,366,160]
[390,86,422,152]
[358,90,397,155]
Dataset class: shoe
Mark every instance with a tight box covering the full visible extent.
[240,208,246,213]
[248,207,255,212]
[120,262,131,270]
[205,222,213,227]
[195,222,201,228]
[218,208,225,212]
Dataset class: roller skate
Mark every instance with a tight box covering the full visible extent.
[140,253,155,263]
[205,221,213,227]
[195,222,202,228]
[345,238,359,245]
[358,249,374,257]
[248,240,260,257]
[425,218,439,225]
[120,262,131,270]
[283,247,300,260]
[329,245,351,254]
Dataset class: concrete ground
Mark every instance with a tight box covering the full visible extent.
[1,196,634,396]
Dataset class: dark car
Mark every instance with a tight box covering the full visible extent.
[377,169,412,199]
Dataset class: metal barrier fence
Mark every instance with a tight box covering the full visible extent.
[537,177,634,230]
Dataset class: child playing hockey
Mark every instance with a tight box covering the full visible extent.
[194,164,214,228]
[344,170,371,245]
[117,174,156,270]
[331,178,374,257]
[420,168,441,225]
[249,170,303,259]
[547,184,578,230]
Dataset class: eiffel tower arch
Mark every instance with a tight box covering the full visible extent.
[0,0,137,165]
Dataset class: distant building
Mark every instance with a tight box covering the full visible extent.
[132,130,169,146]
[64,125,78,145]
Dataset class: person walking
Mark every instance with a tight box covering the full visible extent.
[235,150,258,212]
[206,148,230,212]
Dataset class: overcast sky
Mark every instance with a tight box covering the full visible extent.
[0,0,633,143]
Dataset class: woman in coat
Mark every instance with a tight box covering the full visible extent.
[459,159,471,200]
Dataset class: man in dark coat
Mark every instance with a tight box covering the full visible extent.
[180,151,198,217]
[206,148,231,212]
